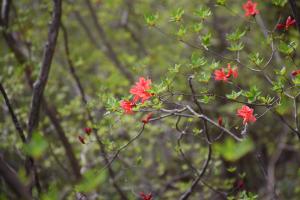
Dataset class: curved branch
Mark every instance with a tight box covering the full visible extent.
[179,145,212,200]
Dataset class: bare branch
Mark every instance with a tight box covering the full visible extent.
[27,0,62,140]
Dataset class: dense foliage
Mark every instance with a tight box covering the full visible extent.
[1,0,300,199]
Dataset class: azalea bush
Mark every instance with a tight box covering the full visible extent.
[1,0,300,200]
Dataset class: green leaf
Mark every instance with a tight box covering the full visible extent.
[249,53,264,66]
[190,53,207,68]
[228,42,244,51]
[193,23,204,33]
[227,166,237,173]
[226,28,246,42]
[201,32,212,48]
[226,90,243,100]
[278,41,297,55]
[197,71,211,83]
[170,8,184,22]
[144,13,158,26]
[271,0,287,7]
[194,6,211,19]
[242,86,261,103]
[293,75,300,85]
[176,26,187,38]
[199,95,214,104]
[76,169,107,193]
[23,132,48,159]
[216,0,227,6]
[213,138,254,162]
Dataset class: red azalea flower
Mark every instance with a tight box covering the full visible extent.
[84,127,92,135]
[214,68,228,82]
[130,77,153,103]
[218,116,223,126]
[277,16,296,30]
[78,135,85,144]
[140,192,152,200]
[226,63,238,78]
[237,105,256,124]
[292,69,300,77]
[243,0,259,17]
[120,100,135,114]
[142,113,153,124]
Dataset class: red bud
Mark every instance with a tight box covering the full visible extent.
[84,127,92,135]
[292,69,300,77]
[218,116,223,126]
[78,135,85,144]
[142,113,153,124]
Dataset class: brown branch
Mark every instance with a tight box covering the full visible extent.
[43,102,82,180]
[27,0,62,140]
[84,0,135,83]
[0,82,26,142]
[0,154,33,200]
[61,23,87,104]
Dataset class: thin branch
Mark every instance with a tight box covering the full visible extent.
[186,105,243,141]
[179,144,212,200]
[188,76,211,143]
[84,0,135,83]
[0,82,26,142]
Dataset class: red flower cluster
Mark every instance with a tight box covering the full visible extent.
[140,192,152,200]
[120,100,136,114]
[120,77,153,114]
[243,0,259,17]
[237,105,256,124]
[214,64,238,82]
[277,16,296,31]
[292,69,300,77]
[130,77,153,103]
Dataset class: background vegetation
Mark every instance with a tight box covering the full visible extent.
[1,0,300,199]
